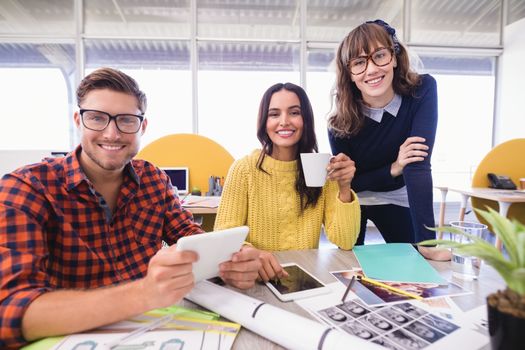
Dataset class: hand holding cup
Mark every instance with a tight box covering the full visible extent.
[327,153,355,203]
[326,153,356,188]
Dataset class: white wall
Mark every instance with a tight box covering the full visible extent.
[0,150,56,176]
[495,18,525,144]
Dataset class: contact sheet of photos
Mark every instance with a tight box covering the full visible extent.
[317,300,459,350]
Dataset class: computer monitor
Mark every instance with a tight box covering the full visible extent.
[161,167,189,195]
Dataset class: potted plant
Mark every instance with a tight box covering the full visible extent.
[419,207,525,350]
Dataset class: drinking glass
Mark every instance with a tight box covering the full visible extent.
[449,221,488,280]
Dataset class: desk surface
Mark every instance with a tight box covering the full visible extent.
[184,248,504,349]
[184,206,218,215]
[444,187,525,203]
[182,195,220,215]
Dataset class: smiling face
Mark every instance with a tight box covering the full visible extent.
[350,43,396,108]
[265,89,304,161]
[74,89,147,176]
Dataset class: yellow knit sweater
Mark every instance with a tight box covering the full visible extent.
[214,150,360,251]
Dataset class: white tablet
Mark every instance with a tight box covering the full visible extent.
[175,226,249,282]
[265,263,330,302]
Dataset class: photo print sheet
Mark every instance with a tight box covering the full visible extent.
[314,300,485,350]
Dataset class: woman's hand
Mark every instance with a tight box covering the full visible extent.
[391,136,429,177]
[327,153,356,202]
[219,245,261,290]
[257,249,289,282]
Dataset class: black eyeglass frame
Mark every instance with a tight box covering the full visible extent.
[347,47,395,75]
[79,108,145,134]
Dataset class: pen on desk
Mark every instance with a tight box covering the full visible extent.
[341,275,356,303]
[105,315,173,349]
[357,275,423,300]
[180,192,190,204]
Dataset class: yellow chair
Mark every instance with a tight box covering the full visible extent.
[137,133,234,193]
[136,133,235,231]
[471,138,525,231]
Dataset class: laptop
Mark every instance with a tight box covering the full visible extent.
[161,167,189,195]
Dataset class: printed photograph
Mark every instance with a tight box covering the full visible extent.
[385,329,429,350]
[340,319,379,340]
[331,269,470,305]
[377,306,414,325]
[318,307,349,324]
[405,320,446,343]
[393,303,428,318]
[336,300,371,318]
[361,313,395,333]
[372,337,405,350]
[420,314,460,334]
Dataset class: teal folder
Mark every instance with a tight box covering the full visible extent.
[353,243,447,285]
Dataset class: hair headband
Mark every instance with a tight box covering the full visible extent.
[366,19,401,54]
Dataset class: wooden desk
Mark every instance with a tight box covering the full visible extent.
[435,186,525,248]
[184,248,504,349]
[182,196,220,231]
[185,207,217,215]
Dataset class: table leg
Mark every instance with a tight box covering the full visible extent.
[494,202,512,251]
[458,194,469,221]
[438,188,448,239]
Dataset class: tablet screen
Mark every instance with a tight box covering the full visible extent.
[268,265,324,295]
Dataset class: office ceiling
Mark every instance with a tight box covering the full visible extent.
[0,0,522,72]
[1,0,524,41]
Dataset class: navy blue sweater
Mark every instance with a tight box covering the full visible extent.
[329,74,437,242]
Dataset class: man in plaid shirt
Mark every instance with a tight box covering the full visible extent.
[0,67,261,348]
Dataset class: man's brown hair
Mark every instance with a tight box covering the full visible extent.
[76,67,147,114]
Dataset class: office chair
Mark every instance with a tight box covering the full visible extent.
[471,138,525,232]
[137,133,234,193]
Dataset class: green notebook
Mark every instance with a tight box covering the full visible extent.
[353,243,447,285]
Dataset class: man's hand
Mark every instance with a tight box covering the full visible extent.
[139,245,198,310]
[219,245,261,289]
[391,136,429,177]
[257,250,289,282]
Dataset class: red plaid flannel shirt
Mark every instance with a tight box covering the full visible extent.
[0,147,203,348]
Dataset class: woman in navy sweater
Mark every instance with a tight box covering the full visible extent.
[328,19,449,260]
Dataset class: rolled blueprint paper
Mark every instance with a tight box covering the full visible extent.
[186,281,382,350]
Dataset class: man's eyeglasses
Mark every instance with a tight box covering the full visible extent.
[347,47,394,75]
[79,109,144,134]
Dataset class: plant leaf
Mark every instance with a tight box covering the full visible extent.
[476,208,519,265]
[423,209,525,296]
[516,229,525,268]
[509,268,525,295]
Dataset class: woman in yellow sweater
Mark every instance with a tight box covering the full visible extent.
[214,82,360,282]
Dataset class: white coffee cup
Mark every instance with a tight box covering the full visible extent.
[520,178,525,190]
[300,153,332,187]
